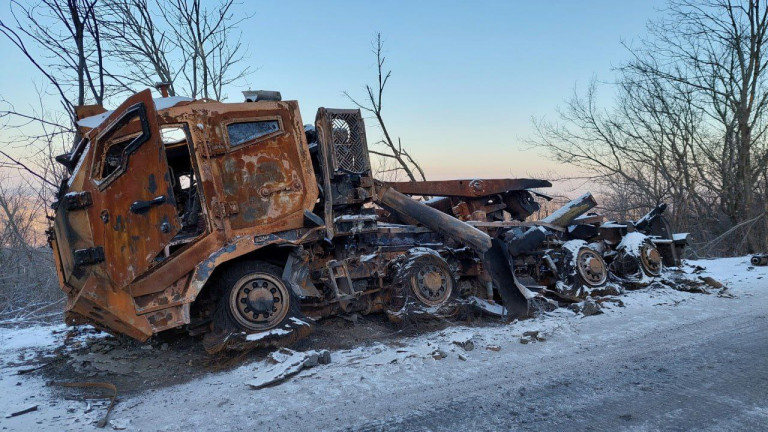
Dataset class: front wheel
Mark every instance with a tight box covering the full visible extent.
[205,260,308,353]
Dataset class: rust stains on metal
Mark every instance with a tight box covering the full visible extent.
[387,178,552,197]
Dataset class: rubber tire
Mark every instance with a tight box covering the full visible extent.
[389,253,456,314]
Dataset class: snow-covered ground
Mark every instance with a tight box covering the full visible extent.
[1,257,766,431]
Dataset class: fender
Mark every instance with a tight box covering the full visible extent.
[184,226,326,303]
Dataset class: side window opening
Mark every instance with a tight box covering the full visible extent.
[227,120,281,147]
[161,126,187,145]
[101,137,131,178]
[91,103,150,186]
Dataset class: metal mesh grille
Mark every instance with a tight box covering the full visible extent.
[330,113,369,173]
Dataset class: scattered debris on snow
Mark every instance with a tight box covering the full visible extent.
[5,405,38,418]
[1,256,765,430]
[247,348,331,390]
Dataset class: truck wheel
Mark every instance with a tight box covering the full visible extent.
[389,252,455,313]
[207,261,305,351]
[611,238,663,278]
[573,247,608,287]
[555,244,608,298]
[639,242,663,276]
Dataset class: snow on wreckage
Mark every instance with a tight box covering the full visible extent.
[46,87,700,356]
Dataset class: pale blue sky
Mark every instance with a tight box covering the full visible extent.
[0,0,664,181]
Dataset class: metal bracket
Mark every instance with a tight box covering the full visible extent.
[62,191,93,211]
[212,200,239,218]
[73,246,105,267]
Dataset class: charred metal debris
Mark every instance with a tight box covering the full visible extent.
[47,89,691,353]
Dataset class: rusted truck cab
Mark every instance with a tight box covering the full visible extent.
[51,89,320,342]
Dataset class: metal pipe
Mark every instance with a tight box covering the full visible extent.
[542,192,598,227]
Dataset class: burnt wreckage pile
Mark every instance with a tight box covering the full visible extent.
[48,89,690,353]
[384,183,688,312]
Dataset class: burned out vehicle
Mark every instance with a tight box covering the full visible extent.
[48,88,687,352]
[49,89,553,351]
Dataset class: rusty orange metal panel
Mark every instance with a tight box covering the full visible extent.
[196,101,318,236]
[52,143,97,292]
[68,274,153,341]
[133,273,191,314]
[82,89,182,288]
[386,178,552,197]
[143,305,188,333]
[49,238,70,294]
[128,231,224,297]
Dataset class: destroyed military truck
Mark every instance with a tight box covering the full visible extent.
[48,88,687,352]
[49,89,553,351]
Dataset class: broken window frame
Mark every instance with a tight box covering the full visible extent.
[160,124,190,147]
[224,117,284,150]
[90,103,152,190]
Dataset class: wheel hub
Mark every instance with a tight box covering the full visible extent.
[413,263,452,306]
[230,273,289,331]
[640,244,663,276]
[576,248,608,286]
[422,271,443,293]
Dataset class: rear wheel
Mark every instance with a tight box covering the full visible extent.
[555,243,609,298]
[574,247,608,287]
[610,237,663,279]
[639,242,663,277]
[388,251,455,314]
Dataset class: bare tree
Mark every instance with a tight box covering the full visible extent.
[100,0,177,95]
[159,0,251,100]
[100,0,251,100]
[535,0,768,255]
[1,0,118,117]
[345,33,426,182]
[0,176,62,325]
[626,0,768,248]
[0,0,117,194]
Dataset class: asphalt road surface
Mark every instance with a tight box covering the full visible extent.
[358,302,768,431]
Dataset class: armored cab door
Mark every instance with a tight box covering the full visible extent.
[206,101,318,234]
[86,90,181,287]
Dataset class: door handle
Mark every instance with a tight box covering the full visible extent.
[259,180,302,197]
[130,195,167,214]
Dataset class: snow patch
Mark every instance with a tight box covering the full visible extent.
[618,231,648,255]
[245,328,292,342]
[0,324,63,352]
[153,96,192,111]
